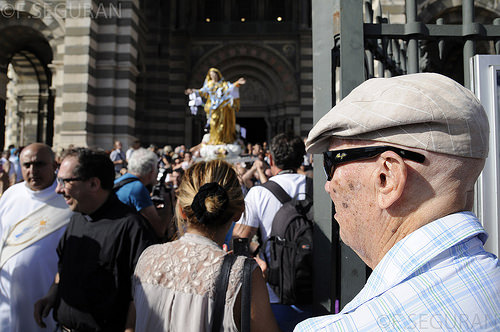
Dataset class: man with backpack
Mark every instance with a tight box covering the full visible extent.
[233,132,313,332]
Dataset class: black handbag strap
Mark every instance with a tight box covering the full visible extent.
[212,254,237,332]
[240,258,254,332]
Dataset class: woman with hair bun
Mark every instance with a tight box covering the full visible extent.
[131,160,280,332]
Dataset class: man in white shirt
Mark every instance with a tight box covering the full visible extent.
[295,73,500,331]
[0,143,72,332]
[233,132,312,332]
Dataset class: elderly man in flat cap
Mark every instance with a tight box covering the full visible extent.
[295,73,500,331]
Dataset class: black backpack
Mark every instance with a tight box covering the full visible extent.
[261,176,313,305]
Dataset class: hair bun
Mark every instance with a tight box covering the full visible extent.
[190,182,229,226]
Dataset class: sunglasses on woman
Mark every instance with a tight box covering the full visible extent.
[323,145,426,181]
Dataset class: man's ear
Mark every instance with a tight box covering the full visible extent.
[375,151,407,209]
[88,177,101,191]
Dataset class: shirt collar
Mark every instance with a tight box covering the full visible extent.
[24,178,58,201]
[343,211,487,312]
[87,192,119,221]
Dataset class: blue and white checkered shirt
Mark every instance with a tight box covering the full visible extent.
[295,212,500,331]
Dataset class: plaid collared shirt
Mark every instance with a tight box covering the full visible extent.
[295,212,500,331]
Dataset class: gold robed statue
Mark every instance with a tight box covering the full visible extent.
[186,68,246,145]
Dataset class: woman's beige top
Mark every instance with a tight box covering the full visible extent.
[133,232,247,332]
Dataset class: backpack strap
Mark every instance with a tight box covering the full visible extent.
[240,258,255,332]
[261,180,292,204]
[212,254,237,332]
[305,176,313,199]
[113,177,140,191]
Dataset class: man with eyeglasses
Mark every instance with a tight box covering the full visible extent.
[295,73,500,331]
[0,143,72,332]
[34,148,156,332]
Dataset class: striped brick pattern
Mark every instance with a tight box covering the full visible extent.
[299,31,313,138]
[58,0,97,148]
[58,0,140,150]
[92,0,140,150]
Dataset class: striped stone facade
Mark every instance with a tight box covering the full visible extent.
[59,0,140,150]
[0,0,314,151]
[1,0,498,151]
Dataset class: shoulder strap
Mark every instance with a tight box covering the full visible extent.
[261,180,291,204]
[113,177,140,191]
[212,254,237,332]
[305,176,313,199]
[240,258,254,332]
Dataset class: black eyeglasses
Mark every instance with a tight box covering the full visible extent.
[323,146,425,181]
[56,177,84,188]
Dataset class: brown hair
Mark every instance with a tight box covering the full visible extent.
[175,160,244,233]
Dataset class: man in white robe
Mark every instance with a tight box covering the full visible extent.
[0,143,71,332]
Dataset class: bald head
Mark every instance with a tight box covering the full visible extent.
[20,143,57,191]
[407,150,485,213]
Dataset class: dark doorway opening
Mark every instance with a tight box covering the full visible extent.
[237,117,267,144]
[0,24,53,149]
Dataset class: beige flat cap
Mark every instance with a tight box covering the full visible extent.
[306,73,489,158]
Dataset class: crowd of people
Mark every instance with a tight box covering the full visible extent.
[0,72,498,332]
[0,136,311,332]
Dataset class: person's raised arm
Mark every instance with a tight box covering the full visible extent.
[253,159,268,184]
[233,77,246,86]
[241,164,257,189]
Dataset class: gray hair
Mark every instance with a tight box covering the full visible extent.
[127,148,158,176]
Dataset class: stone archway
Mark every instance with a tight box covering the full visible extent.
[188,43,299,143]
[6,49,52,146]
[0,4,64,149]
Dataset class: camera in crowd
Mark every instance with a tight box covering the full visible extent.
[151,166,172,206]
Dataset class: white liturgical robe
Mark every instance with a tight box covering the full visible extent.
[0,180,71,332]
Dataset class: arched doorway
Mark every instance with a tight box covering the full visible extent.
[0,25,53,150]
[187,43,299,147]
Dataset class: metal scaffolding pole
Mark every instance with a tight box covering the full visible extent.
[463,0,476,88]
[406,0,419,73]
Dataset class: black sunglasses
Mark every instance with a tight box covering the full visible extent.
[323,145,425,181]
